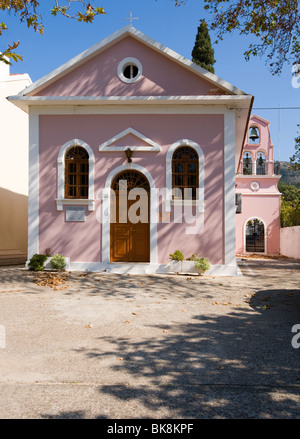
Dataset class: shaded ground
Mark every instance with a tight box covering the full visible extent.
[0,257,299,419]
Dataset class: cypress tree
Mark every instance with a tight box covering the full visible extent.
[192,19,216,74]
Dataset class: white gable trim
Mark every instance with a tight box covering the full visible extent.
[17,26,247,97]
[99,127,161,152]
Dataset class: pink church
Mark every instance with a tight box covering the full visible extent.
[9,26,256,275]
[236,115,281,256]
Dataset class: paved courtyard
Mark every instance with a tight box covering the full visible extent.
[0,257,299,419]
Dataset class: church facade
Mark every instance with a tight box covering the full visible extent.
[9,26,253,275]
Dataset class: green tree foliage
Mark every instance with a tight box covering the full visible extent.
[191,19,216,73]
[290,125,300,171]
[275,161,300,188]
[203,0,300,75]
[0,1,106,64]
[278,181,300,227]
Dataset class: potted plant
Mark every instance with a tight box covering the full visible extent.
[28,254,48,271]
[194,257,210,275]
[49,254,66,271]
[181,254,197,273]
[169,250,184,273]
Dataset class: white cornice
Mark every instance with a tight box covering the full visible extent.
[236,174,281,179]
[8,94,253,113]
[237,192,281,196]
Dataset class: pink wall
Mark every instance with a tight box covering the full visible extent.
[280,226,300,259]
[34,37,223,97]
[235,193,281,255]
[236,176,280,194]
[38,113,225,265]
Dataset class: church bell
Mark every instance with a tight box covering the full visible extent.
[249,127,259,141]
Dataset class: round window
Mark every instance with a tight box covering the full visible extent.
[118,57,143,84]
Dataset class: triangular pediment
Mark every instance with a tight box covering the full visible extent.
[99,128,161,152]
[15,26,247,98]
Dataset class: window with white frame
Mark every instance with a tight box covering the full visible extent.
[172,146,199,200]
[65,146,89,199]
[56,139,95,211]
[166,140,204,212]
[118,57,143,84]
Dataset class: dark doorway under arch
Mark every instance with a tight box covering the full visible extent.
[246,219,265,253]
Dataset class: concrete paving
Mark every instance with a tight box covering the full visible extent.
[0,257,299,419]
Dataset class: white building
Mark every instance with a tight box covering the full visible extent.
[0,61,31,264]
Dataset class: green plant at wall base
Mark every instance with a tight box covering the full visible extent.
[186,254,198,261]
[194,257,210,272]
[50,254,66,271]
[28,254,48,271]
[169,250,184,261]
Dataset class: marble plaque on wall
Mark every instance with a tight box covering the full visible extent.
[66,206,86,222]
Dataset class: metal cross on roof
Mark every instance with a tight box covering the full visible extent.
[125,11,138,27]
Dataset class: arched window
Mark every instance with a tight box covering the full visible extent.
[65,146,89,199]
[172,146,199,199]
[243,152,252,175]
[256,152,266,175]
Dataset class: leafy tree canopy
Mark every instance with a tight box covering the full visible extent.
[0,1,106,64]
[290,125,300,171]
[278,181,300,204]
[203,0,300,75]
[1,0,299,77]
[278,181,300,227]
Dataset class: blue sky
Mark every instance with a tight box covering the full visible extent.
[3,0,299,162]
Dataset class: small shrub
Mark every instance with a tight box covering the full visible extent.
[186,254,198,261]
[194,257,210,272]
[28,254,48,271]
[169,250,184,261]
[50,254,66,271]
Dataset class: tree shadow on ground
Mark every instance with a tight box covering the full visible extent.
[82,290,300,419]
[40,411,108,419]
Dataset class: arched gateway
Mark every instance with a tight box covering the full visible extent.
[245,218,265,253]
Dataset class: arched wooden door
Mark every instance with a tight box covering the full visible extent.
[110,170,150,262]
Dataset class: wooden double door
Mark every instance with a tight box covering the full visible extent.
[110,171,150,262]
